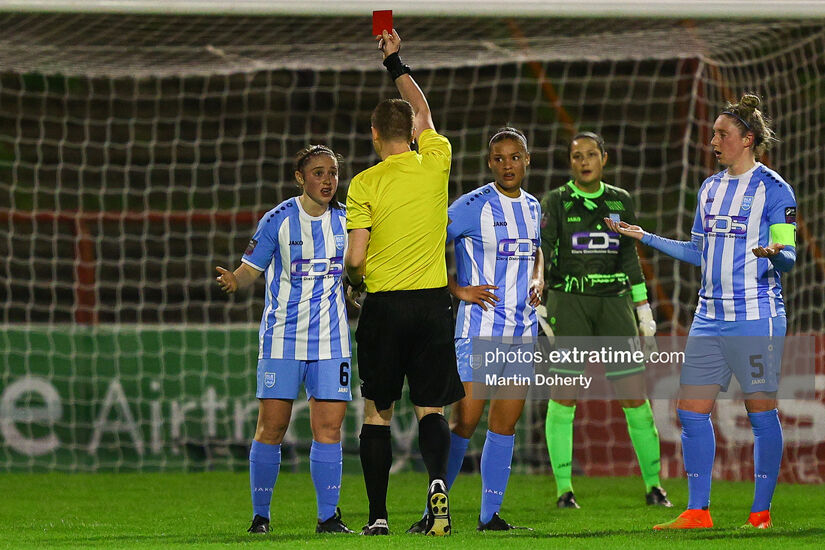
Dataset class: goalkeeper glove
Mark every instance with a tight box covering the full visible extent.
[635,303,656,337]
[636,302,657,356]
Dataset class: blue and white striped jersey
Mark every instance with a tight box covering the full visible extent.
[691,162,796,321]
[447,182,542,338]
[242,197,351,360]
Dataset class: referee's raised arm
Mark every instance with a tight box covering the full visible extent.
[377,29,434,138]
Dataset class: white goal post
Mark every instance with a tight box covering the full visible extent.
[5,0,825,18]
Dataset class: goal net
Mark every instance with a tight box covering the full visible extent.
[1,12,823,480]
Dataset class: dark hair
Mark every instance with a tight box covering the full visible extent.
[568,131,605,158]
[294,144,341,174]
[720,93,776,160]
[488,127,529,155]
[371,98,414,142]
[293,145,344,209]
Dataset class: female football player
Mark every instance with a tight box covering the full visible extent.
[409,127,543,532]
[607,93,796,530]
[216,145,354,535]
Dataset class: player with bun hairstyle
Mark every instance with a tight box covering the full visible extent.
[215,144,355,535]
[408,127,543,532]
[606,93,796,530]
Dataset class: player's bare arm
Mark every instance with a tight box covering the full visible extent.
[529,246,545,307]
[447,273,499,312]
[377,29,434,138]
[215,263,261,294]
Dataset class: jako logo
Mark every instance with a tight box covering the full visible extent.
[704,214,747,235]
[571,232,619,251]
[494,221,507,227]
[290,257,343,277]
[497,238,536,257]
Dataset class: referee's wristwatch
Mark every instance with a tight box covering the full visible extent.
[343,272,366,292]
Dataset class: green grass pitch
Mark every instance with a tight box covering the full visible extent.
[2,472,823,549]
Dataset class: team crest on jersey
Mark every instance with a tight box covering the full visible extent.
[244,239,258,256]
[334,234,345,250]
[264,372,276,388]
[741,196,754,211]
[609,213,621,223]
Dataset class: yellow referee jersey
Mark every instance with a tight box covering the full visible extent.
[346,129,451,292]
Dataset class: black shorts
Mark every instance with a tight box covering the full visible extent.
[355,286,464,411]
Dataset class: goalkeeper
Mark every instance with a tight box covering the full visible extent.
[540,132,670,509]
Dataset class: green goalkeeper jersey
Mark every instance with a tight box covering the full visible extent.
[540,180,646,299]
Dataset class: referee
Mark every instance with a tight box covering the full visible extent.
[344,29,464,537]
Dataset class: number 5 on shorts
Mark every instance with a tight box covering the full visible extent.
[749,355,764,378]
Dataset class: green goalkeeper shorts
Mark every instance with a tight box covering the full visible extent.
[544,289,644,379]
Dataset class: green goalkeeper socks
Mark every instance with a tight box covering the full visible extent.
[623,400,662,492]
[545,400,576,497]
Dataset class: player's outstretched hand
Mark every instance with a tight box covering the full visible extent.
[377,29,401,59]
[604,217,644,241]
[752,243,785,258]
[215,266,237,293]
[454,284,499,311]
[528,277,544,307]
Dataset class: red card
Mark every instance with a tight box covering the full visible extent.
[372,10,392,37]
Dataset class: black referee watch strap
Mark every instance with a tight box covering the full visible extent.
[383,52,411,80]
[343,272,366,292]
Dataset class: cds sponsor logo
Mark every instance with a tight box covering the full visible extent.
[704,214,747,235]
[290,257,343,278]
[497,238,536,258]
[571,231,619,252]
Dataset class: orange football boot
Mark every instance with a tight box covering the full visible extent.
[653,509,713,530]
[741,510,772,529]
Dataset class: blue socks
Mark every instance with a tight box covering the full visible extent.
[677,409,715,510]
[447,431,470,490]
[310,440,343,521]
[480,430,515,524]
[249,440,281,519]
[749,409,783,513]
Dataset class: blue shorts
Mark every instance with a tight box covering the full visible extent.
[681,315,785,394]
[456,337,535,384]
[256,357,352,401]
